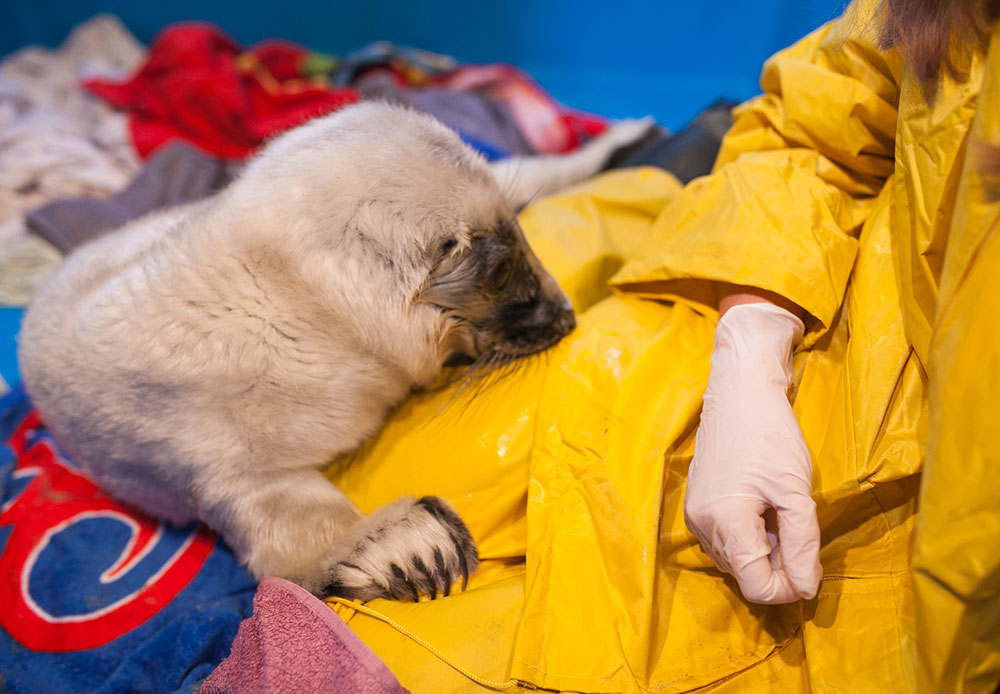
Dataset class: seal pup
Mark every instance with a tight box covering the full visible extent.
[19,102,584,600]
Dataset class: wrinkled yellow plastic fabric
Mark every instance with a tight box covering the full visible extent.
[913,26,1000,694]
[323,3,1000,691]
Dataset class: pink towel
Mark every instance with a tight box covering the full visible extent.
[202,577,408,694]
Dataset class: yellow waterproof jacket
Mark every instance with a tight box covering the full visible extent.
[324,3,1000,692]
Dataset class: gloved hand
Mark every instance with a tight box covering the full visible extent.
[684,302,822,604]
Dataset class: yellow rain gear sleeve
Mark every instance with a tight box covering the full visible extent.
[320,2,1000,692]
[610,9,901,337]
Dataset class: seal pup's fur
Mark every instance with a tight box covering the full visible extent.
[18,102,591,600]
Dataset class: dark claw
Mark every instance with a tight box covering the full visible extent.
[418,496,477,594]
[320,578,350,599]
[453,532,470,592]
[417,496,462,529]
[321,562,373,600]
[442,523,473,593]
[391,563,419,602]
[412,556,436,600]
[322,576,384,601]
[434,547,450,597]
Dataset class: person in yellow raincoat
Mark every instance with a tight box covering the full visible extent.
[322,0,1000,691]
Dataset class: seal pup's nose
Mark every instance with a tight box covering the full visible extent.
[554,308,576,335]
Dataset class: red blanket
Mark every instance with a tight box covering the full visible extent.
[86,25,360,159]
[85,25,607,160]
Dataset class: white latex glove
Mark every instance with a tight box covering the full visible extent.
[684,302,822,604]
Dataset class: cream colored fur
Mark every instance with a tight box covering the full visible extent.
[18,102,640,599]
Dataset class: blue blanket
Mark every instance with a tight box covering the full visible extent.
[0,387,257,693]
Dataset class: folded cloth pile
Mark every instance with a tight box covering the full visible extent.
[0,15,143,242]
[84,26,362,160]
[0,15,144,305]
[84,25,608,162]
[27,142,241,253]
[0,15,145,304]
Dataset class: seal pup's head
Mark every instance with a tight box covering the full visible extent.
[231,102,575,386]
[416,214,576,366]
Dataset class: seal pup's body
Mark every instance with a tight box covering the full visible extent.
[19,102,578,599]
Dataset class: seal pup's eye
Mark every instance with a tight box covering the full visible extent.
[490,257,513,290]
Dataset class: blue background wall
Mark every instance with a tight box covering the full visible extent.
[1,0,846,130]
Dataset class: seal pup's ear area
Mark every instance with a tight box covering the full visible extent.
[413,238,487,367]
[413,239,492,317]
